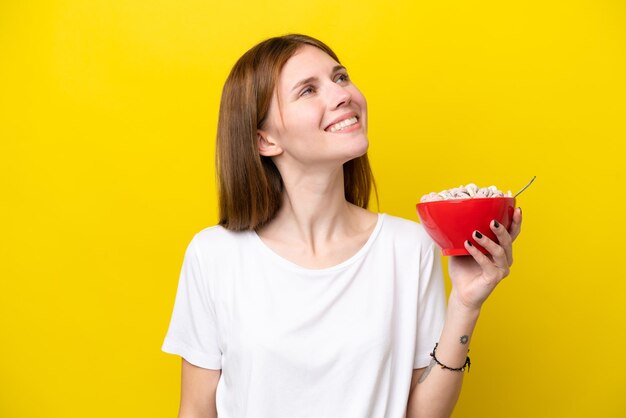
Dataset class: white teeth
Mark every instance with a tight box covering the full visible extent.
[328,116,358,132]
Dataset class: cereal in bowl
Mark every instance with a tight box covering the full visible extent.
[420,183,512,203]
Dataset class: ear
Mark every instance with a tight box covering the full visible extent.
[257,130,283,157]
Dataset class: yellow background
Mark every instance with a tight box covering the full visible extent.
[1,0,625,416]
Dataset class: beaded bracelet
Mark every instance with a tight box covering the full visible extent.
[430,342,471,373]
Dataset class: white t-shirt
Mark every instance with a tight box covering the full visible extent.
[162,213,446,418]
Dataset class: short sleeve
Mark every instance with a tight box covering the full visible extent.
[162,235,222,369]
[413,241,447,368]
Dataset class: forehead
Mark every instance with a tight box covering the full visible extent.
[277,45,339,89]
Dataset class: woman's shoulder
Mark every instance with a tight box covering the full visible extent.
[190,224,252,254]
[380,213,435,248]
[381,213,426,236]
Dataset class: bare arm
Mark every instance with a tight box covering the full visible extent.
[406,300,478,418]
[408,209,523,417]
[178,358,221,418]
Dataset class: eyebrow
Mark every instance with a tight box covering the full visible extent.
[290,65,347,92]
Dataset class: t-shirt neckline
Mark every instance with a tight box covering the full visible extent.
[250,213,386,274]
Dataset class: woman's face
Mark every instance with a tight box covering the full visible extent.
[258,45,368,169]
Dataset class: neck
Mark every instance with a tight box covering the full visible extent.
[261,163,359,249]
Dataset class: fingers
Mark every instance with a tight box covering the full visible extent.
[508,207,523,242]
[472,230,510,270]
[465,230,510,284]
[490,219,513,266]
[463,239,507,286]
[463,239,493,269]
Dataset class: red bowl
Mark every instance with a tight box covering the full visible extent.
[416,197,516,256]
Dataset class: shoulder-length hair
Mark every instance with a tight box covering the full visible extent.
[216,34,376,231]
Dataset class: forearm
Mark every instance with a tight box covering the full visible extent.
[407,291,480,418]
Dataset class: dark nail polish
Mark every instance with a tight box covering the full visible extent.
[493,220,500,228]
[475,231,483,239]
[467,240,473,247]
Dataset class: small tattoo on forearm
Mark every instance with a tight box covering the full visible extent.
[417,359,436,384]
[460,335,469,345]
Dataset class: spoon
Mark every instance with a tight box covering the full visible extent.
[513,176,536,198]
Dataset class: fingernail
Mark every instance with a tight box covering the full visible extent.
[493,220,500,228]
[475,231,483,239]
[519,207,522,215]
[466,240,473,247]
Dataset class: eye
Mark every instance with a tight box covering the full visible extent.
[335,73,350,83]
[299,85,316,97]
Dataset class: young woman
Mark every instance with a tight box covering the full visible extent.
[162,34,522,418]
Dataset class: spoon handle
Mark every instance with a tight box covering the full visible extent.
[514,176,536,198]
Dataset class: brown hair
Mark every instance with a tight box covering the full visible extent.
[216,34,377,231]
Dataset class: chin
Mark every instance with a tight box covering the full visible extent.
[354,135,370,155]
[342,137,369,162]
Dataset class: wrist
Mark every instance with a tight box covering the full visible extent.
[447,290,482,321]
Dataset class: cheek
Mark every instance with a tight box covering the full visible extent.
[352,88,367,113]
[352,89,368,131]
[283,106,324,133]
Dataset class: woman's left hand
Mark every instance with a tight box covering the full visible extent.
[448,207,523,312]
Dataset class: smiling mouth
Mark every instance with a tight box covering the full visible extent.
[326,116,359,133]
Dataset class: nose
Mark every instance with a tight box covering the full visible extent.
[329,83,352,109]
